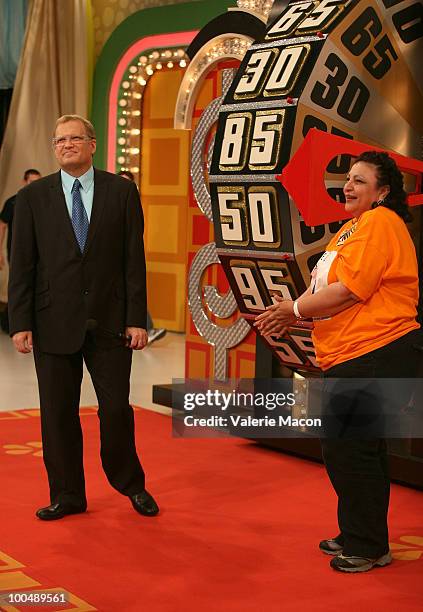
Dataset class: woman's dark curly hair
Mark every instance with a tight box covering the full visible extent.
[353,150,411,222]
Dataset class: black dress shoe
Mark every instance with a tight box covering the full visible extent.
[130,490,159,516]
[36,503,86,521]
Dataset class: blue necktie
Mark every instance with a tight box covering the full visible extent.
[71,178,89,253]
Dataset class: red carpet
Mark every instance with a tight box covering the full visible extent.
[0,407,422,612]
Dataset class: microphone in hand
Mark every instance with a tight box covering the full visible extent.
[86,319,131,343]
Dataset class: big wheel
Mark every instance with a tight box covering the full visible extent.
[211,0,423,373]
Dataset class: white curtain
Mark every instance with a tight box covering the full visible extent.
[0,0,91,300]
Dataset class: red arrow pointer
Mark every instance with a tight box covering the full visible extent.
[276,129,423,226]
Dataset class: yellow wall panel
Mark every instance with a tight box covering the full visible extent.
[149,138,181,185]
[195,76,215,112]
[187,347,208,379]
[146,262,186,330]
[141,128,189,196]
[238,356,256,378]
[140,68,190,331]
[145,70,187,121]
[146,205,179,254]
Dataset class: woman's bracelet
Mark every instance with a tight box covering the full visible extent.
[293,300,303,319]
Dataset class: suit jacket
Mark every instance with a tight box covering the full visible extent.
[8,168,147,354]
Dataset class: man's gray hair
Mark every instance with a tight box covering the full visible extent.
[54,115,96,139]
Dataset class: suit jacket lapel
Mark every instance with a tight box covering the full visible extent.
[83,168,108,256]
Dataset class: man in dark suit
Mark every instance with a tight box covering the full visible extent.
[8,114,159,520]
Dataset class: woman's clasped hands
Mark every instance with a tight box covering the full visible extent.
[254,295,298,338]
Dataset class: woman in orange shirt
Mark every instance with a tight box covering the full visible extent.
[255,151,421,573]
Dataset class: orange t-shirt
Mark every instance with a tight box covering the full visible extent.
[311,206,420,370]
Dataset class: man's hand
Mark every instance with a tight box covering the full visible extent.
[0,253,5,270]
[125,327,148,350]
[13,331,33,354]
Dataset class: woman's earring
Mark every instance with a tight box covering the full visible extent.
[371,198,385,209]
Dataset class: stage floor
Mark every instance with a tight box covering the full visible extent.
[0,407,422,612]
[0,329,184,414]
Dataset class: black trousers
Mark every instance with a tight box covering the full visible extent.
[33,332,145,506]
[321,329,421,558]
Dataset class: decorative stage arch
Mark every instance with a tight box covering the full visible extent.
[107,33,194,174]
[91,0,236,168]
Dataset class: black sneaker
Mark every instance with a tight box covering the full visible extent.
[319,538,343,555]
[330,552,392,573]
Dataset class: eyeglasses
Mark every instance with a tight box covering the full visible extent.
[52,135,94,148]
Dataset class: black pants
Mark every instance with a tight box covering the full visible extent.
[321,329,421,558]
[34,332,145,506]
